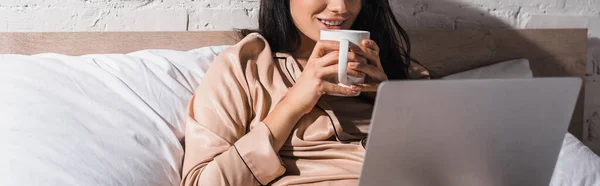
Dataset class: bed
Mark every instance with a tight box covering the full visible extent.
[0,29,597,185]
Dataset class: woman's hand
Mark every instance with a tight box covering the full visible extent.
[350,39,388,92]
[263,40,365,151]
[283,40,364,115]
[263,40,375,150]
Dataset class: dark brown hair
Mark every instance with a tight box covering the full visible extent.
[239,0,412,80]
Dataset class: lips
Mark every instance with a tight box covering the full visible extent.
[317,18,346,29]
[318,19,344,26]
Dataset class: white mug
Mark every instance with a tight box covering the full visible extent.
[320,29,370,96]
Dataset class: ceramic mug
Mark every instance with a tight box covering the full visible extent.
[320,29,370,96]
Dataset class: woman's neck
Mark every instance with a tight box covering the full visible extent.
[291,33,317,67]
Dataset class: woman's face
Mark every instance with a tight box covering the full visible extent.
[290,0,362,42]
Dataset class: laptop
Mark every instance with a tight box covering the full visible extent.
[358,78,581,186]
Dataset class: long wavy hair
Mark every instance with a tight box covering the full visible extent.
[239,0,412,80]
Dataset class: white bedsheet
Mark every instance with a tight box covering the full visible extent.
[0,46,597,186]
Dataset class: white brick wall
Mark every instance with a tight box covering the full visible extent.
[0,0,599,151]
[0,0,260,31]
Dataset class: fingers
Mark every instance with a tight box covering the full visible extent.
[314,51,340,67]
[362,39,380,53]
[349,62,387,81]
[348,42,365,56]
[310,40,368,67]
[360,39,383,71]
[309,40,340,59]
[315,51,366,68]
[356,83,379,92]
[312,39,378,60]
[321,81,361,96]
[347,52,368,64]
[309,40,383,83]
[319,64,364,79]
[346,63,367,78]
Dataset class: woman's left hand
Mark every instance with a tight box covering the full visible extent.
[349,39,388,92]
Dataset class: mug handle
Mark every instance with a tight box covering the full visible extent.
[337,39,349,85]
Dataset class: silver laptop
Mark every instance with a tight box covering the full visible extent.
[359,78,581,186]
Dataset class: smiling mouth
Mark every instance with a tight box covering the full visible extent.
[318,19,344,27]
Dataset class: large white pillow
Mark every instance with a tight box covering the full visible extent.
[0,45,229,186]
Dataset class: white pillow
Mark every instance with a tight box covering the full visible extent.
[550,133,600,186]
[0,45,229,186]
[442,58,533,79]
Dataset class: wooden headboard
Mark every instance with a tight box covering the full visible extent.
[0,29,587,139]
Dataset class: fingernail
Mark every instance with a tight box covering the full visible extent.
[350,85,361,91]
[349,63,358,68]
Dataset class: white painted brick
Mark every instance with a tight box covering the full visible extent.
[0,0,150,8]
[392,1,518,29]
[588,41,600,80]
[99,9,188,31]
[585,81,600,148]
[0,8,93,31]
[446,0,567,9]
[424,2,518,28]
[413,12,455,29]
[499,0,566,9]
[188,8,257,31]
[0,0,256,9]
[565,0,600,13]
[525,15,589,29]
[393,11,419,30]
[592,0,600,12]
[0,8,187,31]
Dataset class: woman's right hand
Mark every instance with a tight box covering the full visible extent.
[282,40,364,115]
[263,40,364,151]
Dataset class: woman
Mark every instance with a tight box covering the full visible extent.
[181,0,429,185]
